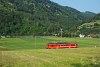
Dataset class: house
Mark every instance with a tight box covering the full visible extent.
[79,34,85,38]
[1,36,6,38]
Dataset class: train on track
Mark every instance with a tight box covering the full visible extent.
[46,42,78,49]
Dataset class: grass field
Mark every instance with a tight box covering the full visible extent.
[0,37,100,67]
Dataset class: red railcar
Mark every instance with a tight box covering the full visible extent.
[46,42,78,49]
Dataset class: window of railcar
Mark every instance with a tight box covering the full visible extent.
[71,44,75,46]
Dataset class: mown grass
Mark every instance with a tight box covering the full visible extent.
[0,37,99,50]
[0,37,50,50]
[0,37,100,67]
[0,48,100,67]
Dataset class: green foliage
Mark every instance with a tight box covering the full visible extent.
[0,0,96,36]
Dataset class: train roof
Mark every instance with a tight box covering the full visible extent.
[47,42,77,44]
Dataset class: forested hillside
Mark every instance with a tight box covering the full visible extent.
[0,0,96,36]
[78,13,100,36]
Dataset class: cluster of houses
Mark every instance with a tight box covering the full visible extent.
[79,34,99,38]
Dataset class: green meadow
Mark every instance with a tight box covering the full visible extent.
[0,37,100,67]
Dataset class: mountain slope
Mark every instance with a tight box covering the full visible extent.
[78,13,100,35]
[0,0,96,36]
[82,11,96,19]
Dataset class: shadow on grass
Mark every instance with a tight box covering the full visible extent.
[0,45,46,51]
[0,64,12,67]
[71,63,100,67]
[71,56,100,67]
[0,48,12,51]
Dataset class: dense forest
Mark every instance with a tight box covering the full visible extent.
[0,0,98,37]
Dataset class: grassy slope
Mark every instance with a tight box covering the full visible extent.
[0,37,100,67]
[79,20,100,29]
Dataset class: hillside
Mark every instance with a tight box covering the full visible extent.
[0,0,96,36]
[78,13,100,35]
[82,11,96,20]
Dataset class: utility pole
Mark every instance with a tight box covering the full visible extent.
[35,36,36,49]
[33,33,36,49]
[60,28,63,38]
